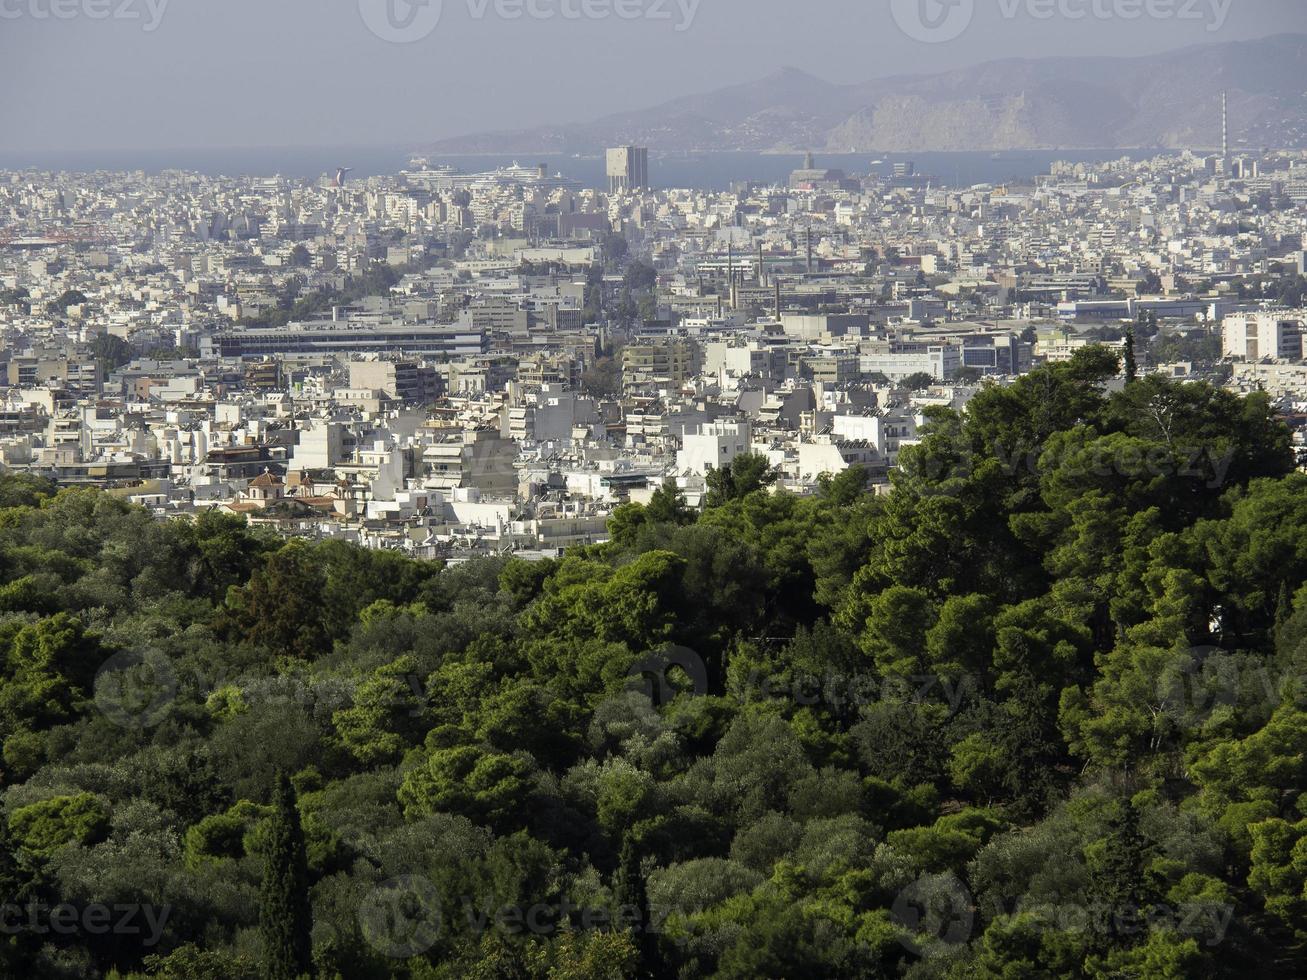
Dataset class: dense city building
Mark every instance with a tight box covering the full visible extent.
[1,144,1304,559]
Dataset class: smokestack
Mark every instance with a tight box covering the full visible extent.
[758,242,765,287]
[774,279,781,319]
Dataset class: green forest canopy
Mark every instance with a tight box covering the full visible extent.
[1,350,1307,977]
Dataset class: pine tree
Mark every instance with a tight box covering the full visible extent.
[1124,326,1138,384]
[259,772,314,980]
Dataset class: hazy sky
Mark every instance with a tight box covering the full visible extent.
[2,0,1305,153]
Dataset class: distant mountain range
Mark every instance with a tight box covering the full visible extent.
[424,34,1307,154]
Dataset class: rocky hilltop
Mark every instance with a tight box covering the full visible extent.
[425,34,1307,154]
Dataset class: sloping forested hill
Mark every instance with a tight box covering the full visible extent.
[3,349,1307,979]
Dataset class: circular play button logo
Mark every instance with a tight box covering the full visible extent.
[890,0,975,44]
[359,0,444,43]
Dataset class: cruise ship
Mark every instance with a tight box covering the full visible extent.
[400,161,582,193]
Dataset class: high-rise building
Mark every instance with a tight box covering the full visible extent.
[606,146,649,194]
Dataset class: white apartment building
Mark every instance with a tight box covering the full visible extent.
[422,429,519,496]
[832,412,919,466]
[1222,313,1305,362]
[676,419,753,477]
[500,384,599,444]
[292,422,352,469]
[797,435,882,482]
[702,341,783,382]
[859,346,961,381]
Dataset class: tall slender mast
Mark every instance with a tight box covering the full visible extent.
[1222,91,1228,159]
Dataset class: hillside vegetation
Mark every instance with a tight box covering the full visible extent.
[3,350,1307,978]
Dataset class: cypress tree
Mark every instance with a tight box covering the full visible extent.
[1124,326,1138,384]
[260,772,314,980]
[1000,668,1059,821]
[1090,797,1160,951]
[1275,580,1292,640]
[613,832,661,978]
[0,817,37,973]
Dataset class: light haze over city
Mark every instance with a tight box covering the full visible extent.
[1,0,1306,153]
